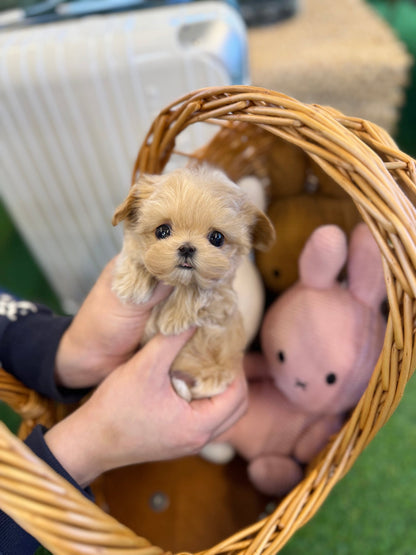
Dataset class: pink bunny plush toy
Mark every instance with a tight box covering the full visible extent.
[202,223,387,497]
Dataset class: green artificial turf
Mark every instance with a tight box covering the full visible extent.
[368,0,416,160]
[0,200,61,312]
[281,375,416,554]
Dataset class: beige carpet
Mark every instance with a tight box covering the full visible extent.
[248,0,412,134]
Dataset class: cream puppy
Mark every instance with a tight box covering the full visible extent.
[112,165,275,400]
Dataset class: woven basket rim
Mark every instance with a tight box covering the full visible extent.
[1,85,416,555]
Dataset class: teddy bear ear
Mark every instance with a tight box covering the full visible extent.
[348,223,386,308]
[299,225,348,289]
[250,208,276,252]
[112,174,159,226]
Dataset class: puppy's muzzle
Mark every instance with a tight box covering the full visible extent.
[178,243,196,258]
[177,242,196,269]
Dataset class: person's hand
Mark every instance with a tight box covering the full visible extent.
[55,257,172,389]
[45,329,248,487]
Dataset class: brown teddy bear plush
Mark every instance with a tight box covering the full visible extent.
[256,193,360,293]
[256,138,361,293]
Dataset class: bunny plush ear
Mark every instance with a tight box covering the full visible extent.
[348,223,386,309]
[299,225,348,289]
[112,174,160,226]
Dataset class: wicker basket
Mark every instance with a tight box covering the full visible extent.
[1,85,416,554]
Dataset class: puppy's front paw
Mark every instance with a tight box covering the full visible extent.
[170,370,198,402]
[170,361,235,401]
[188,376,230,400]
[171,376,192,402]
[171,375,230,401]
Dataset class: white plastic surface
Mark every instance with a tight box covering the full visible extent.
[0,2,248,312]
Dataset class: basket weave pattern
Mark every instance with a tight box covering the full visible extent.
[1,86,416,554]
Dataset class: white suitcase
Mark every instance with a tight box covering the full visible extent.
[0,1,248,312]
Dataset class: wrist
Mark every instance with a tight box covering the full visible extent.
[44,403,106,488]
[54,329,98,388]
[54,326,121,389]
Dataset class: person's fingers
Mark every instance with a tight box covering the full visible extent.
[131,328,196,383]
[190,372,248,437]
[211,375,248,436]
[212,395,248,438]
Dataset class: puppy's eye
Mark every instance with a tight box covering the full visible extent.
[155,224,171,240]
[208,230,224,247]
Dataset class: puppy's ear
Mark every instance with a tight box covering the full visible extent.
[112,185,139,226]
[112,174,159,226]
[250,207,276,251]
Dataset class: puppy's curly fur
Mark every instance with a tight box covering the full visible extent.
[112,165,275,400]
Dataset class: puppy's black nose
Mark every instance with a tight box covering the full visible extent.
[178,243,196,257]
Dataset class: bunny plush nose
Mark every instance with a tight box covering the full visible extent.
[295,379,307,390]
[178,243,196,257]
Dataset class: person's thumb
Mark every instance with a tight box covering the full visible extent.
[146,282,173,307]
[135,327,196,379]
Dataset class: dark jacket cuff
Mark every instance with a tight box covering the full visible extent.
[0,308,90,402]
[0,425,94,554]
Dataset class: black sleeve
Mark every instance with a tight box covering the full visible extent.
[0,425,95,555]
[0,294,96,552]
[0,292,90,402]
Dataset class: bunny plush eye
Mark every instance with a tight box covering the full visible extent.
[277,350,285,363]
[326,373,337,385]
